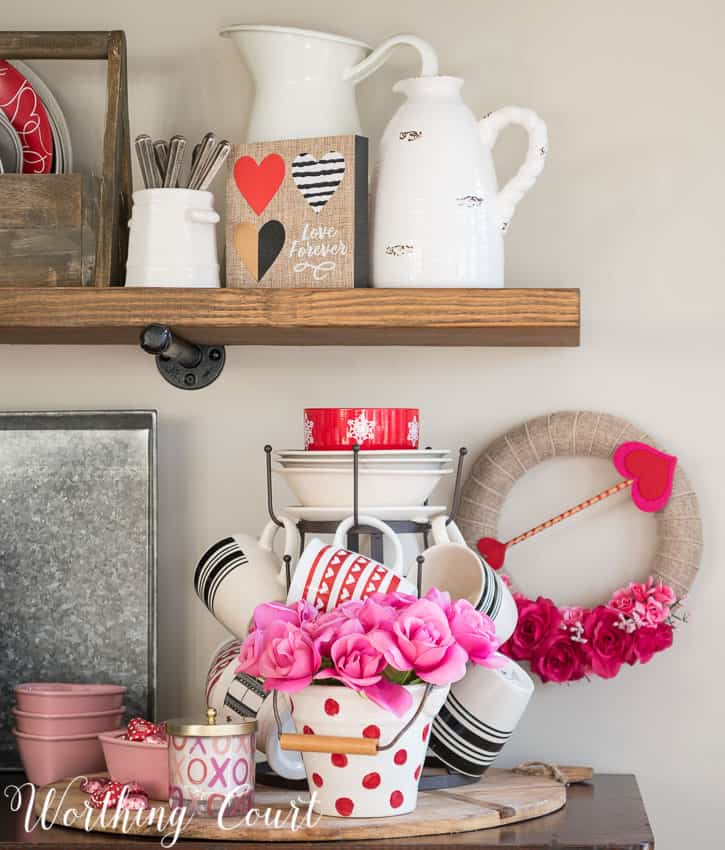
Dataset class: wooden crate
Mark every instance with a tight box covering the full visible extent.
[0,31,131,286]
[0,175,99,286]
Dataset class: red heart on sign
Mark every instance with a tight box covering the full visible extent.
[233,154,285,215]
[613,441,677,513]
[476,537,507,570]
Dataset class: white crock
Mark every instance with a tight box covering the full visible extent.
[290,682,449,818]
[126,189,220,287]
[371,76,547,288]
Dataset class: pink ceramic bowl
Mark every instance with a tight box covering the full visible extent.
[15,683,126,715]
[13,706,125,736]
[99,729,169,801]
[13,729,106,787]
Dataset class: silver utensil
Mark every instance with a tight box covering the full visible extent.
[164,135,187,188]
[190,143,201,172]
[143,137,163,188]
[153,140,169,183]
[187,133,216,189]
[197,140,231,191]
[134,134,153,188]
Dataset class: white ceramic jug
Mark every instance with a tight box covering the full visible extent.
[371,76,548,288]
[219,25,438,142]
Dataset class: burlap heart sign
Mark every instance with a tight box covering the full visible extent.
[226,134,368,288]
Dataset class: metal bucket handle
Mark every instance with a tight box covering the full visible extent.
[274,684,433,756]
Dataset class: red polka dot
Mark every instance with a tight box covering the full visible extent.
[362,724,380,739]
[390,790,404,809]
[414,765,422,780]
[303,725,314,735]
[335,797,354,817]
[394,748,407,765]
[324,698,340,716]
[312,772,323,787]
[362,771,381,789]
[422,723,430,741]
[331,753,348,767]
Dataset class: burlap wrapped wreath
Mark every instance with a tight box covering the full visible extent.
[456,411,702,682]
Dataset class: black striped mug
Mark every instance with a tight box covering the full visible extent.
[408,516,518,642]
[194,516,300,639]
[429,658,534,777]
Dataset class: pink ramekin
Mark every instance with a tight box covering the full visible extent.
[99,729,169,801]
[13,706,125,736]
[15,683,126,715]
[13,728,106,787]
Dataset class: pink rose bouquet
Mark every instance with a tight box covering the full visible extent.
[237,589,505,716]
[500,578,681,684]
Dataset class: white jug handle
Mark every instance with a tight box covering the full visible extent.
[259,516,301,565]
[187,209,220,225]
[430,515,467,546]
[333,514,404,576]
[478,106,548,234]
[344,34,438,85]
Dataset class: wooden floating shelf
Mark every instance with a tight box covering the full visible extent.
[0,287,580,346]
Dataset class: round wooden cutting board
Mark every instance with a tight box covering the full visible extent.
[34,768,566,842]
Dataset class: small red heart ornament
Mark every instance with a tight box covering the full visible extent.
[613,441,677,513]
[476,537,507,570]
[233,154,285,215]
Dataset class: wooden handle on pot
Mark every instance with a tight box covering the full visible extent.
[279,733,378,755]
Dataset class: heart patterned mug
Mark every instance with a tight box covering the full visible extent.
[287,514,415,611]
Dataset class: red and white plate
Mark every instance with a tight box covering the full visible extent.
[304,408,421,451]
[0,60,53,173]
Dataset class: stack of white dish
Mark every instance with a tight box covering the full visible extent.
[274,449,452,510]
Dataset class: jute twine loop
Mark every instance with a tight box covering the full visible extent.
[513,761,570,784]
[457,411,702,599]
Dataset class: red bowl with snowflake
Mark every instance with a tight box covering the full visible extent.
[303,408,420,451]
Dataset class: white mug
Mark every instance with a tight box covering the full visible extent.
[287,514,415,611]
[429,658,534,777]
[194,516,300,638]
[407,516,517,642]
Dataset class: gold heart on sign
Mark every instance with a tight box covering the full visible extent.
[234,223,259,282]
[233,220,286,282]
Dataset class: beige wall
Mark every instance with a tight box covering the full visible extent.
[3,1,724,846]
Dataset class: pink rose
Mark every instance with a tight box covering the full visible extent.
[643,597,667,626]
[649,581,676,606]
[358,597,398,632]
[629,582,649,604]
[561,606,586,626]
[369,599,467,685]
[531,634,588,683]
[304,608,364,656]
[583,606,633,679]
[236,628,264,677]
[445,599,505,667]
[257,621,321,693]
[609,588,637,616]
[252,600,318,631]
[504,596,561,661]
[368,590,419,610]
[423,587,453,610]
[627,623,674,665]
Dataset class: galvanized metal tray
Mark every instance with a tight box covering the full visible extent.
[0,411,157,769]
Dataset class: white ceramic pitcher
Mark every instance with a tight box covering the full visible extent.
[371,76,548,288]
[219,25,438,142]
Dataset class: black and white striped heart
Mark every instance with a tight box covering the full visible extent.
[292,151,346,213]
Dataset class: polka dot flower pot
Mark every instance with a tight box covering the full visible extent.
[290,683,449,818]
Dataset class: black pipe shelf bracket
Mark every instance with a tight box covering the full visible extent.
[140,324,225,390]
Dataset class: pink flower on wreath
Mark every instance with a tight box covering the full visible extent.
[322,633,412,717]
[531,633,589,683]
[253,621,321,693]
[609,588,637,617]
[583,606,634,679]
[626,622,674,665]
[369,598,468,685]
[649,581,676,606]
[560,606,586,627]
[504,596,561,661]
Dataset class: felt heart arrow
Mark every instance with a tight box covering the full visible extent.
[477,441,677,570]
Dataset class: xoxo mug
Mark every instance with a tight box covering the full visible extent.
[206,638,305,780]
[287,514,416,611]
[407,516,517,642]
[195,516,300,639]
[429,658,534,777]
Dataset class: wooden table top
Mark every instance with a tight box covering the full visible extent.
[0,773,654,849]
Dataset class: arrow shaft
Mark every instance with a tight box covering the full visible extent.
[506,479,634,549]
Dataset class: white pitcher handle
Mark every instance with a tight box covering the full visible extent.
[258,516,301,565]
[333,514,405,576]
[478,106,548,234]
[344,34,438,85]
[430,515,467,546]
